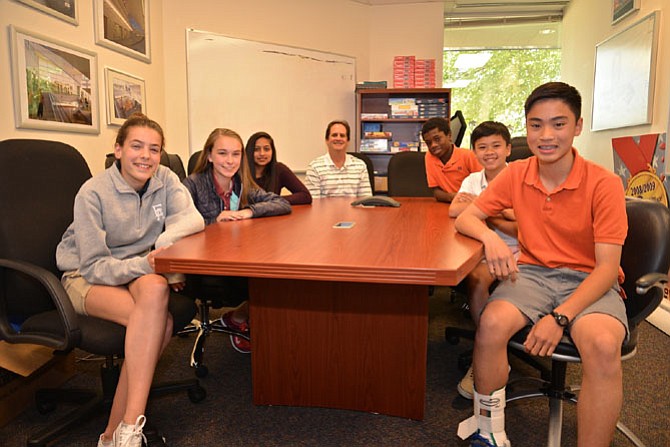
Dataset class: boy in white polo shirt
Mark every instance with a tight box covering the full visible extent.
[449,121,518,401]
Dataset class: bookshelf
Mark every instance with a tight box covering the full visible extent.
[355,88,451,193]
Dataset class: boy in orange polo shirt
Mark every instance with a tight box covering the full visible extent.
[422,117,481,202]
[455,82,628,447]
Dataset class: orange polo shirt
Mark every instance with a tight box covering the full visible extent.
[425,147,482,193]
[474,149,627,280]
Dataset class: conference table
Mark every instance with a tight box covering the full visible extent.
[155,197,483,420]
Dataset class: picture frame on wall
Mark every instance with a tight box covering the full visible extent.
[15,0,78,25]
[612,0,640,25]
[9,25,99,134]
[94,0,151,63]
[105,67,146,126]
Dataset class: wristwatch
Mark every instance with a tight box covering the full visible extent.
[551,311,570,328]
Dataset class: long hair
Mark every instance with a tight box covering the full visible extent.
[192,128,258,208]
[245,131,278,193]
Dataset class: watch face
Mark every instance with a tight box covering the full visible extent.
[553,312,569,327]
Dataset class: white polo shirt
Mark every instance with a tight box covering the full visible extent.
[305,153,372,199]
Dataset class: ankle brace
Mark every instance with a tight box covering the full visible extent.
[476,387,506,434]
[457,387,508,443]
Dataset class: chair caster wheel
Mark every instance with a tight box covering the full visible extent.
[194,364,208,378]
[188,385,206,403]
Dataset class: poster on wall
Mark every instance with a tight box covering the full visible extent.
[612,133,668,205]
[613,132,670,334]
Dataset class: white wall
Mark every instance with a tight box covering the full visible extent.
[562,0,669,170]
[368,2,445,82]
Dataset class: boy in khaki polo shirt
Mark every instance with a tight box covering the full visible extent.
[455,82,628,447]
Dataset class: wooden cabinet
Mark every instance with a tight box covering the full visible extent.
[355,88,451,192]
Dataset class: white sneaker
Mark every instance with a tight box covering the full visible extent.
[97,433,113,447]
[113,415,147,447]
[458,365,475,399]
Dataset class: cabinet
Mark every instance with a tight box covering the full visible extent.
[355,88,451,192]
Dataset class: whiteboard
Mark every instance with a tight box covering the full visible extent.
[591,11,659,131]
[186,29,356,172]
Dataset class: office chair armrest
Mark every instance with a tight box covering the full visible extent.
[0,258,81,352]
[636,272,668,295]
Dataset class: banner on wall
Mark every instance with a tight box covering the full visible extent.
[613,132,670,336]
[612,132,668,204]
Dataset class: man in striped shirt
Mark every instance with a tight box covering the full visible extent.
[305,120,372,198]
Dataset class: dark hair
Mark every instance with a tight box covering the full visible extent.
[421,117,451,138]
[115,113,165,150]
[192,128,258,207]
[524,82,582,121]
[325,120,350,140]
[470,121,511,148]
[245,131,278,192]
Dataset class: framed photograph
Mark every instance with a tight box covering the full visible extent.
[14,0,78,25]
[94,0,150,63]
[592,12,659,131]
[9,25,99,134]
[612,0,640,25]
[105,67,146,126]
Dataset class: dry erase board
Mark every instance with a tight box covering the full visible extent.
[186,29,356,172]
[591,11,659,131]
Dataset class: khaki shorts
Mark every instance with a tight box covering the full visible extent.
[61,270,93,315]
[489,264,629,341]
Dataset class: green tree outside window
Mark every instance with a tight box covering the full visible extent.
[443,49,561,148]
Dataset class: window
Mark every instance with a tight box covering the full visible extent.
[443,48,561,147]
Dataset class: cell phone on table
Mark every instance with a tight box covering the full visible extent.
[333,221,355,229]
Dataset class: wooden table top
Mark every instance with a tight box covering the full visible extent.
[155,197,483,286]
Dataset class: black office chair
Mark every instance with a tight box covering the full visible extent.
[0,139,205,447]
[450,110,467,147]
[179,149,250,378]
[508,136,533,162]
[186,150,202,176]
[348,151,376,195]
[504,198,670,447]
[105,150,187,181]
[387,152,432,197]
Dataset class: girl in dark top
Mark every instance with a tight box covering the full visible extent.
[245,131,312,205]
[183,128,291,353]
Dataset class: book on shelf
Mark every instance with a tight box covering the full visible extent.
[390,141,420,152]
[416,98,447,104]
[363,131,392,139]
[362,122,382,133]
[360,139,389,152]
[361,113,389,120]
[356,81,388,89]
[388,98,416,105]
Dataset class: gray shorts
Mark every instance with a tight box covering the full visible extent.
[489,264,629,340]
[61,270,93,316]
